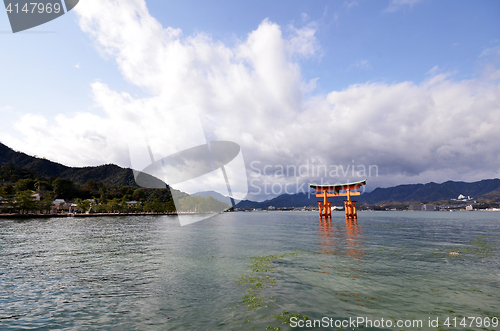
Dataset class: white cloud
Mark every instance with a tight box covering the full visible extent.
[479,46,500,59]
[287,22,320,58]
[349,59,371,71]
[3,0,500,201]
[384,0,425,13]
[345,1,359,10]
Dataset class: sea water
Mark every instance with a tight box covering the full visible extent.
[1,211,499,330]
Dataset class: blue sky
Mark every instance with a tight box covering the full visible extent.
[1,0,500,200]
[148,0,500,87]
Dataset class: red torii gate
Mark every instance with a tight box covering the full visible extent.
[310,179,366,220]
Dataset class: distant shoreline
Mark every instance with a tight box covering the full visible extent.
[0,212,178,219]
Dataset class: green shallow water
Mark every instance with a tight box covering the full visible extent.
[0,211,499,330]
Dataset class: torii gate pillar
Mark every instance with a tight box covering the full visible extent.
[317,190,332,218]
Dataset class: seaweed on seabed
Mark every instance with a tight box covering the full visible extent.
[446,235,498,258]
[247,252,301,273]
[230,251,308,330]
[268,311,309,330]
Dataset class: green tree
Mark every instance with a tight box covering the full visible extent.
[129,201,142,212]
[94,202,107,213]
[107,198,120,213]
[16,190,37,213]
[132,188,145,200]
[98,187,106,200]
[75,198,91,213]
[144,199,160,212]
[83,179,98,191]
[35,180,53,192]
[120,186,133,197]
[39,193,54,213]
[118,197,129,213]
[1,182,14,199]
[3,195,16,213]
[14,178,36,192]
[53,178,75,199]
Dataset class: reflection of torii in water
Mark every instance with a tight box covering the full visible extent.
[318,217,365,260]
[310,180,366,220]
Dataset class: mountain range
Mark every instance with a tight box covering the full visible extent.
[0,142,140,187]
[2,142,500,206]
[235,178,500,208]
